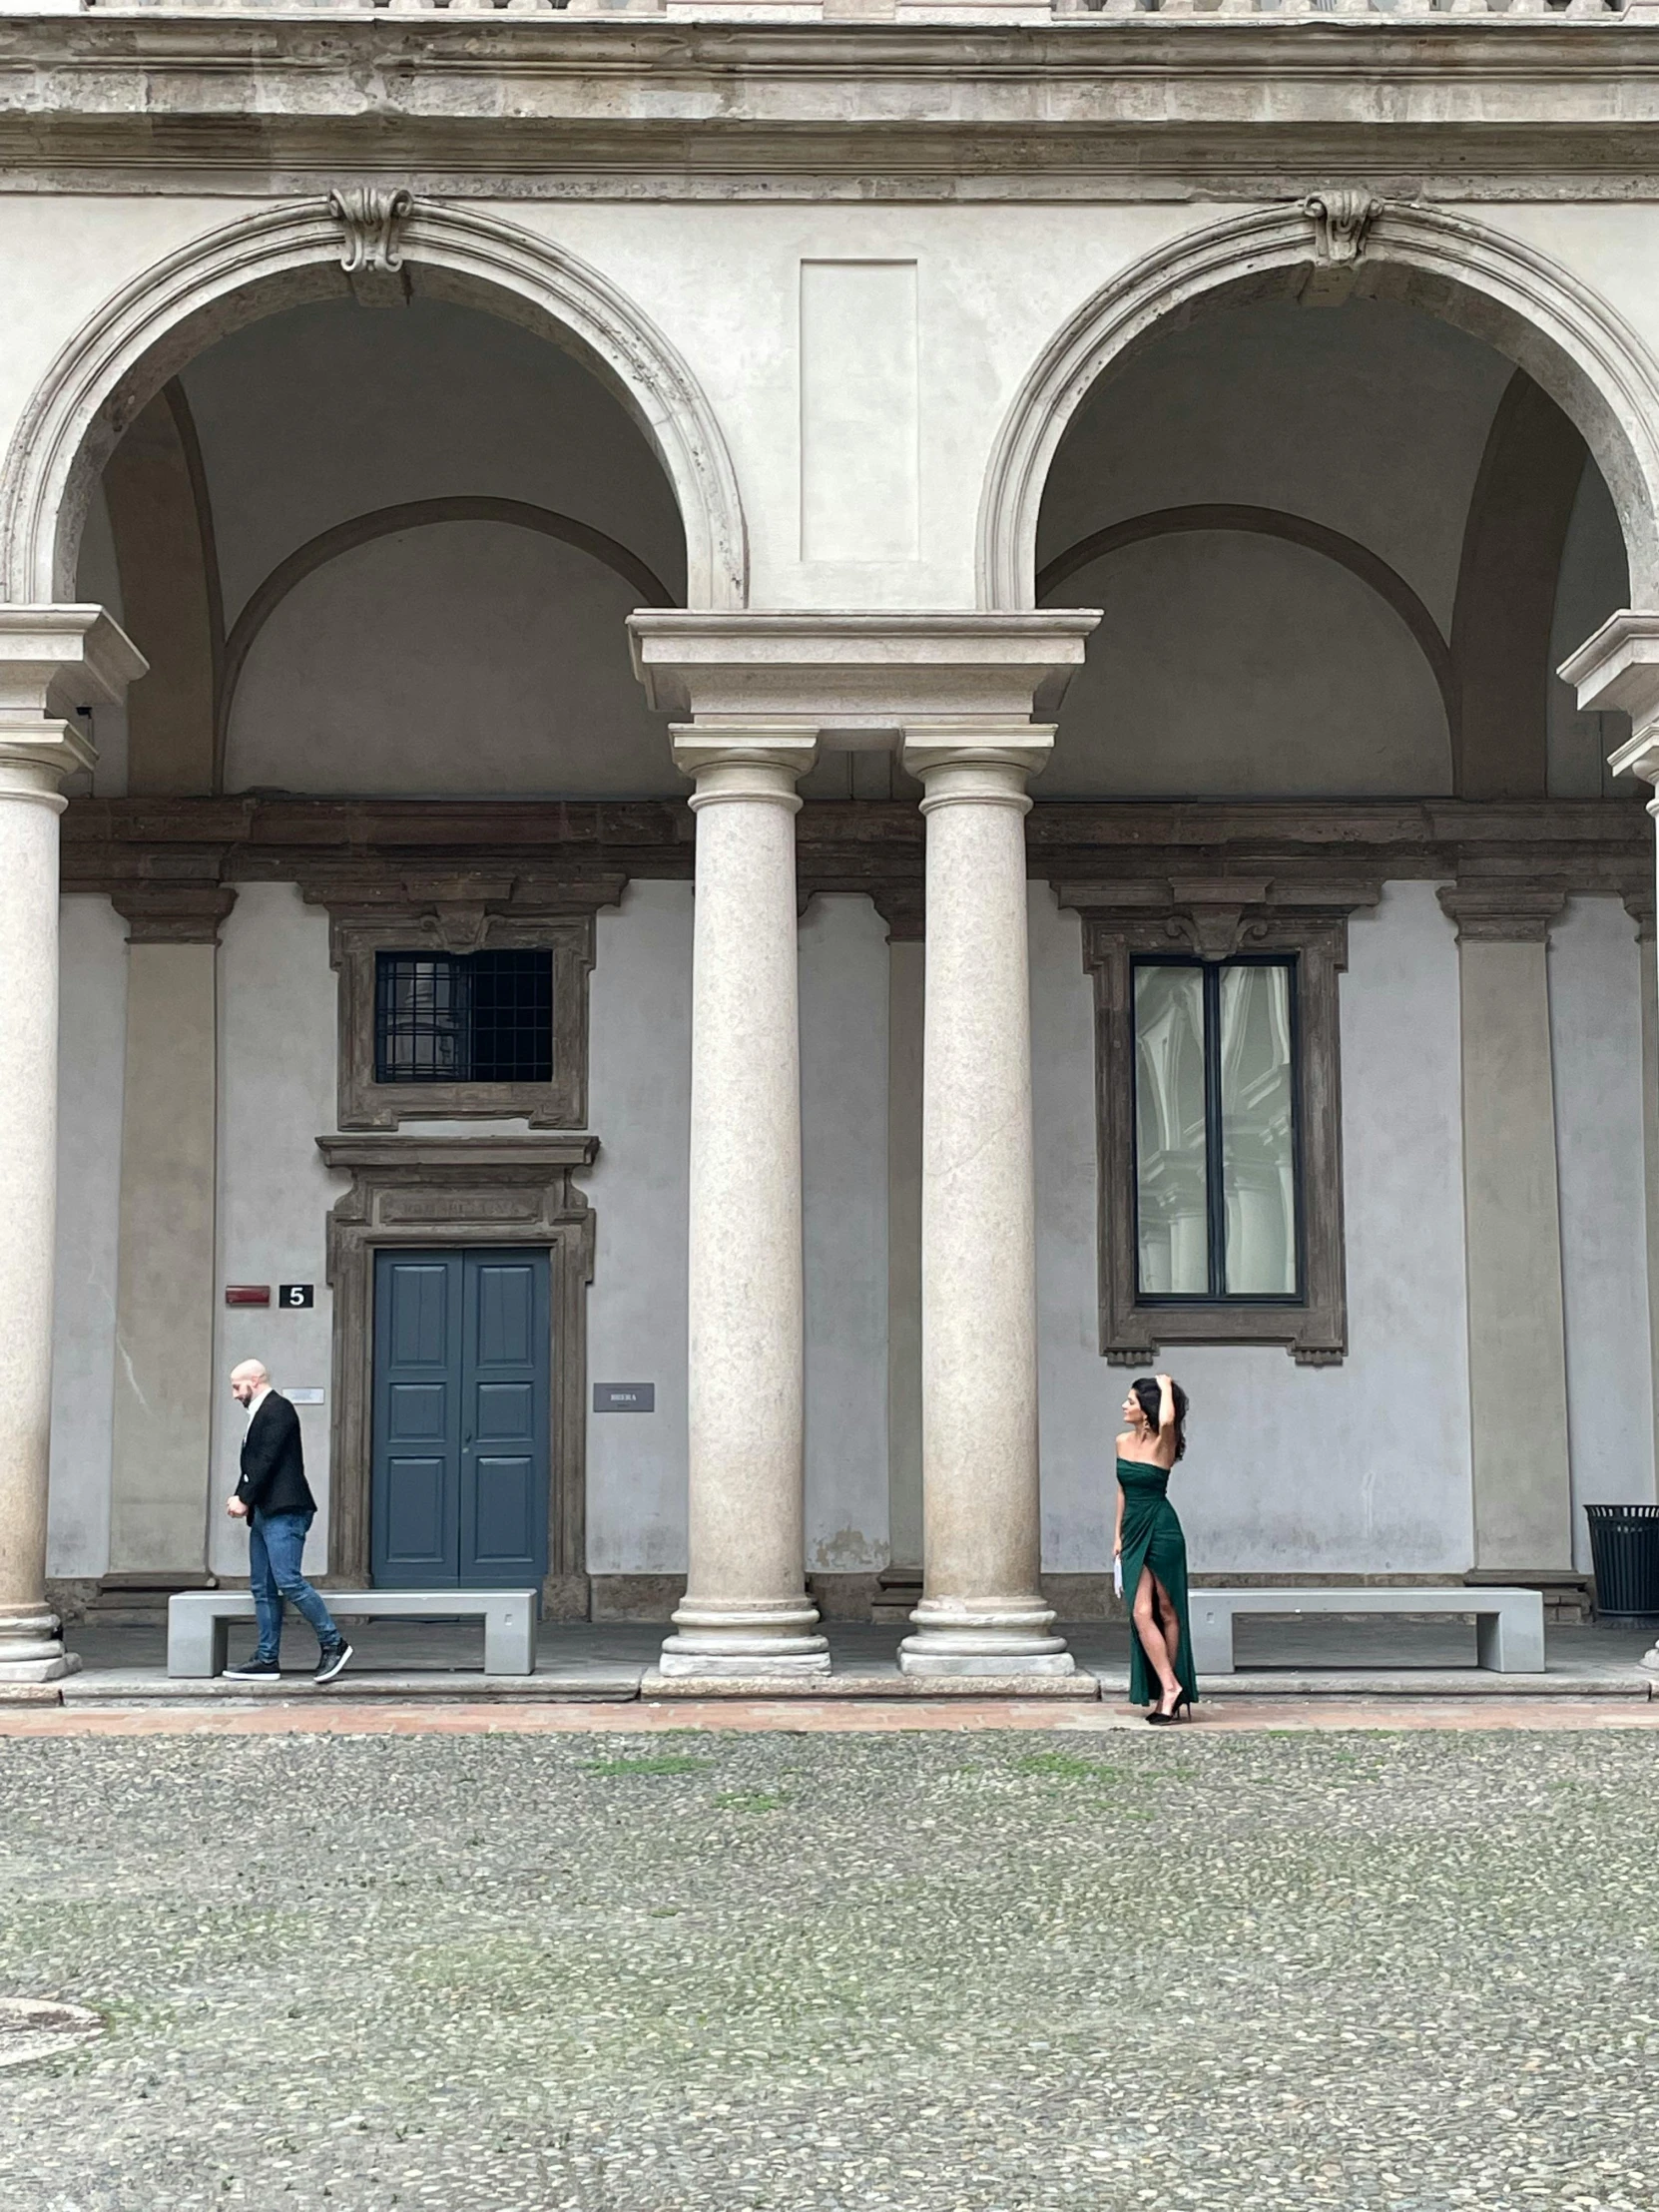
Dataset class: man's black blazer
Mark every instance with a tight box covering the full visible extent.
[236,1391,317,1518]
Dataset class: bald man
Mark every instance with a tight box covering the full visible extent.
[223,1360,351,1685]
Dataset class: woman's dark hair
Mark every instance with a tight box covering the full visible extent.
[1133,1376,1189,1461]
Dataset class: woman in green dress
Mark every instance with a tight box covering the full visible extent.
[1115,1374,1197,1724]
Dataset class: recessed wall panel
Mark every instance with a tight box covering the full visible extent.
[800,261,919,564]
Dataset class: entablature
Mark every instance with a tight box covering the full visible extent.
[2,14,1659,192]
[59,791,1653,910]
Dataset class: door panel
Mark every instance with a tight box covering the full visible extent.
[459,1255,548,1585]
[372,1254,463,1585]
[371,1247,550,1590]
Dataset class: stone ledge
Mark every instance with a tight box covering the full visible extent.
[640,1668,1101,1698]
[60,1671,642,1704]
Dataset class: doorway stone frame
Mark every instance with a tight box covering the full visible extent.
[316,1133,598,1618]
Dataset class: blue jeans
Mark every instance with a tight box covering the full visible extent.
[249,1509,340,1662]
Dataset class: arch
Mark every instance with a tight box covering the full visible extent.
[982,202,1659,612]
[216,496,675,788]
[0,197,746,612]
[1036,501,1456,742]
[1450,369,1589,799]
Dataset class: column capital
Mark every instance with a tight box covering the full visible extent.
[1437,883,1568,944]
[901,720,1054,810]
[670,723,818,807]
[0,604,146,792]
[110,883,239,945]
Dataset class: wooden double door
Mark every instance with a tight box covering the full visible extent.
[370,1248,551,1589]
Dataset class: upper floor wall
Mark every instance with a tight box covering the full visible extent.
[5,14,1659,803]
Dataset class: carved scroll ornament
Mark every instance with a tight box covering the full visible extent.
[328,187,413,276]
[1302,190,1383,269]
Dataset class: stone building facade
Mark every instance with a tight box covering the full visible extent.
[4,0,1659,1683]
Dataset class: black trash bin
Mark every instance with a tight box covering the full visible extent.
[1584,1503,1659,1627]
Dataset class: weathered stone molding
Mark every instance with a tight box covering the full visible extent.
[308,872,621,1132]
[0,199,746,611]
[980,201,1659,610]
[1068,872,1379,1367]
[1436,883,1569,943]
[7,18,1659,199]
[317,1133,597,1617]
[109,882,237,944]
[58,792,1652,909]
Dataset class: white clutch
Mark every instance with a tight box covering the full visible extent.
[1113,1553,1124,1600]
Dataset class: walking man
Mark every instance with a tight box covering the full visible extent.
[223,1359,352,1685]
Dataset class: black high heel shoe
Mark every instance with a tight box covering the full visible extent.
[1147,1690,1192,1727]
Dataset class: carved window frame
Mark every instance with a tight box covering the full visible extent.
[328,910,596,1131]
[1074,884,1376,1368]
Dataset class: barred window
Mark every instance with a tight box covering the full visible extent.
[374,950,554,1086]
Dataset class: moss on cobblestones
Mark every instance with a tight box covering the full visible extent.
[2,1730,1657,2210]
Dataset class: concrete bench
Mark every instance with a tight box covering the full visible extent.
[167,1589,538,1679]
[1188,1585,1546,1675]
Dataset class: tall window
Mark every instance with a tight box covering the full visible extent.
[1132,957,1301,1303]
[374,949,554,1085]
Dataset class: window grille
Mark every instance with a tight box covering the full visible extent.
[374,949,554,1085]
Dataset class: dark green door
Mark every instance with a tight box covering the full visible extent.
[370,1248,550,1588]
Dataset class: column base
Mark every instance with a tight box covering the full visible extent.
[899,1596,1074,1678]
[659,1597,831,1679]
[0,1610,83,1683]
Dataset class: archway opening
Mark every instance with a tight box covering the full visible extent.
[1034,287,1632,803]
[75,286,691,802]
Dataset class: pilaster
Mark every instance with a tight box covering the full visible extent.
[104,885,235,1581]
[1438,881,1572,1573]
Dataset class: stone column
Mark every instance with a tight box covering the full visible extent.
[658,727,830,1678]
[872,891,924,1624]
[0,609,145,1683]
[897,725,1073,1678]
[1561,611,1659,1656]
[1438,884,1573,1573]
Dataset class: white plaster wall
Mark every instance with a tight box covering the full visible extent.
[2,193,1659,624]
[226,522,669,800]
[1038,299,1512,631]
[182,295,686,626]
[1549,896,1658,1565]
[1049,532,1450,799]
[210,885,339,1578]
[1033,879,1473,1572]
[47,895,129,1578]
[583,882,693,1575]
[800,895,889,1570]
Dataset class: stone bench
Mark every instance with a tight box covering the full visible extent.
[167,1589,539,1679]
[1188,1585,1546,1675]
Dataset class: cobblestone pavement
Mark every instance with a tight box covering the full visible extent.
[3,1728,1657,2212]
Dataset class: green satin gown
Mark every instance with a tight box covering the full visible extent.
[1117,1457,1198,1708]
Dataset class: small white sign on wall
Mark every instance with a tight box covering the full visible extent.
[286,1388,326,1405]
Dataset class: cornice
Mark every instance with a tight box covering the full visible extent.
[5,21,1659,186]
[58,792,1652,903]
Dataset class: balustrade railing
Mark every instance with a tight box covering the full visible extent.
[60,0,1635,21]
